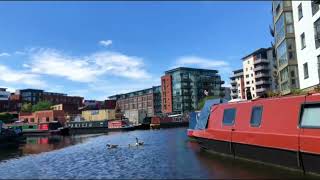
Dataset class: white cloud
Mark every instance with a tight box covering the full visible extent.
[0,52,10,57]
[175,56,229,69]
[0,65,46,88]
[15,51,26,55]
[99,40,112,47]
[26,48,151,83]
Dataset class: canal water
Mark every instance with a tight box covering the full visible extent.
[0,128,316,179]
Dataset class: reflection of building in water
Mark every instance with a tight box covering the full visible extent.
[21,136,72,155]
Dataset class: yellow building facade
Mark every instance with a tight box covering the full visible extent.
[81,109,116,121]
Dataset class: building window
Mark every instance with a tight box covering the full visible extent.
[312,1,319,16]
[300,104,320,128]
[318,55,320,81]
[222,108,236,125]
[301,33,306,49]
[291,70,295,78]
[30,118,34,123]
[246,74,249,78]
[292,79,296,86]
[246,81,250,85]
[298,3,303,20]
[252,87,254,91]
[251,74,253,77]
[314,17,320,49]
[46,117,50,122]
[250,106,263,127]
[304,63,309,79]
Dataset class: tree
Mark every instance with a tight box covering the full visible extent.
[197,95,220,110]
[21,103,32,113]
[0,113,15,124]
[32,101,52,112]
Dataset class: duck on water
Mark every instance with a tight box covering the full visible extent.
[107,137,144,149]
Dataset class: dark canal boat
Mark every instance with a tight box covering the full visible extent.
[189,94,320,175]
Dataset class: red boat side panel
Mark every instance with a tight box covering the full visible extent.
[193,95,310,152]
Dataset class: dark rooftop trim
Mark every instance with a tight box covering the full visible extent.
[165,67,218,74]
[241,47,272,60]
[19,89,44,92]
[108,85,161,98]
[232,69,243,74]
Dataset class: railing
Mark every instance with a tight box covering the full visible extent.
[255,80,270,86]
[254,59,270,65]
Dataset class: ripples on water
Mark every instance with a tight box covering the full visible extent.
[0,128,316,179]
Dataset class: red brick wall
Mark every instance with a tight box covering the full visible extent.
[161,75,173,113]
[19,110,66,125]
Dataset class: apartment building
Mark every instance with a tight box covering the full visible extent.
[272,1,300,94]
[161,67,224,114]
[108,86,162,117]
[292,1,320,90]
[16,89,83,108]
[242,48,277,99]
[230,69,245,100]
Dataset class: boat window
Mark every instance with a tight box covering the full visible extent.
[300,104,320,128]
[223,108,236,125]
[250,106,263,127]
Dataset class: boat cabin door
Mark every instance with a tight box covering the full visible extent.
[222,108,237,156]
[298,101,320,173]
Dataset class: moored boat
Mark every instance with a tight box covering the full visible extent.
[187,98,228,138]
[190,93,320,175]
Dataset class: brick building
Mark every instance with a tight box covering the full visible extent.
[19,110,66,125]
[108,86,162,117]
[16,89,83,108]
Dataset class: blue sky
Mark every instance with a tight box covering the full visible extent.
[0,2,273,100]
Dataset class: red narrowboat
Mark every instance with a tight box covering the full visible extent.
[191,93,320,175]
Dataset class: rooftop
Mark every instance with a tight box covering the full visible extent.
[165,67,218,74]
[241,47,272,60]
[108,85,161,99]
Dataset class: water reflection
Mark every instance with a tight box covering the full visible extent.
[0,134,104,162]
[0,128,318,179]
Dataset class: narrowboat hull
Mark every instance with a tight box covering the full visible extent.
[195,137,302,171]
[191,94,320,175]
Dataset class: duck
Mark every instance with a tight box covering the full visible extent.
[135,137,144,146]
[106,144,118,149]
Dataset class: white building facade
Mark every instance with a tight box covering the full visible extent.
[242,48,277,99]
[292,1,320,90]
[230,69,245,100]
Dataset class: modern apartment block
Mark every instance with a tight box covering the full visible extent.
[242,48,277,98]
[292,1,320,90]
[230,69,245,100]
[161,67,224,114]
[16,89,84,108]
[272,1,300,94]
[108,86,162,117]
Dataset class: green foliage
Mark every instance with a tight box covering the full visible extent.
[314,85,320,93]
[291,88,307,96]
[21,103,32,113]
[32,101,52,112]
[197,96,220,110]
[0,113,15,124]
[266,90,281,98]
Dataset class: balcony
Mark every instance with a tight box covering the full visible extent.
[255,73,270,79]
[254,59,270,65]
[254,65,269,72]
[230,80,237,86]
[255,80,270,86]
[256,87,268,93]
